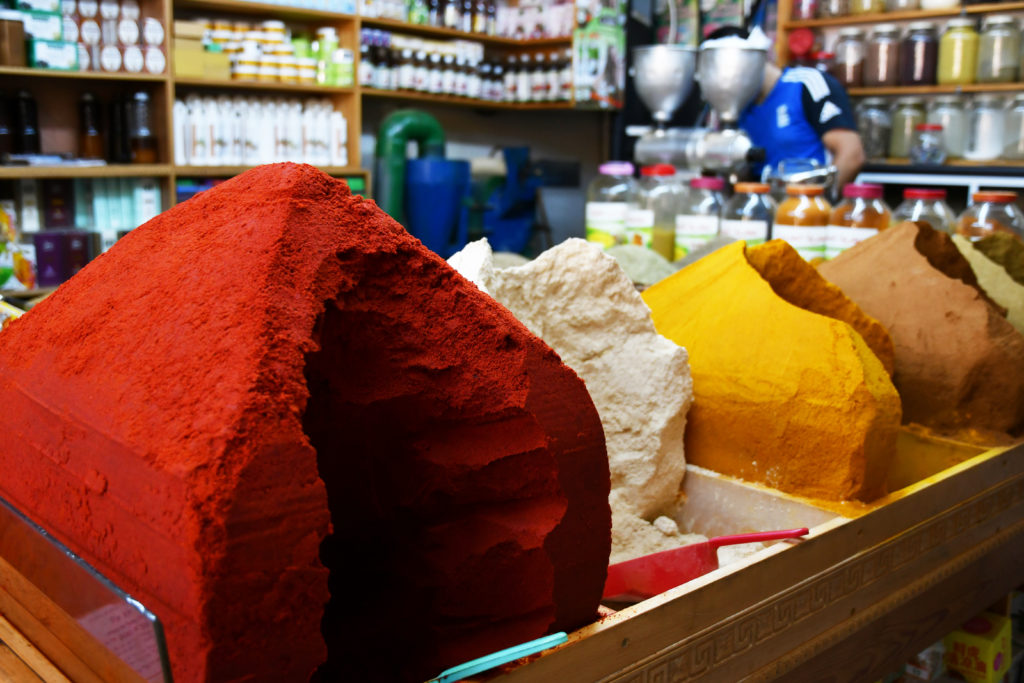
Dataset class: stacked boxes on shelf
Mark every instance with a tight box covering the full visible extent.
[0,177,161,291]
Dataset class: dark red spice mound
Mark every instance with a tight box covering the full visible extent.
[0,164,611,682]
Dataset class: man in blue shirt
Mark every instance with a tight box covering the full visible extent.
[706,28,866,189]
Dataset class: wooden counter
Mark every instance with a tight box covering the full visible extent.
[491,438,1024,682]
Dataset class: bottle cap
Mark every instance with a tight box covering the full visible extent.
[641,164,676,177]
[786,184,825,196]
[843,183,884,199]
[915,123,943,131]
[599,161,635,176]
[904,188,946,200]
[972,191,1017,203]
[691,176,725,190]
[734,182,771,193]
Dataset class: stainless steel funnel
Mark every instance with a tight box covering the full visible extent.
[696,46,768,124]
[631,45,697,124]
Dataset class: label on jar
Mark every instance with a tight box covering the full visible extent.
[99,0,118,19]
[122,44,142,71]
[825,225,878,259]
[77,0,98,17]
[63,15,79,42]
[117,18,139,45]
[625,208,654,247]
[80,18,101,44]
[721,219,769,246]
[99,43,121,71]
[675,214,719,259]
[142,17,164,45]
[398,63,415,90]
[774,225,826,261]
[144,45,165,73]
[585,201,627,247]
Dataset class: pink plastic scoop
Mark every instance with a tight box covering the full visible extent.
[602,527,809,602]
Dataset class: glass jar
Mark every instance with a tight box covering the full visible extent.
[886,0,918,9]
[938,18,979,86]
[792,0,818,21]
[964,95,1007,161]
[920,0,956,9]
[957,191,1024,240]
[817,0,849,19]
[927,95,966,159]
[889,97,925,159]
[910,123,946,164]
[857,98,892,160]
[899,22,938,85]
[1003,94,1024,160]
[894,188,953,233]
[850,0,884,15]
[627,164,684,259]
[834,28,866,88]
[827,183,890,259]
[722,182,777,247]
[977,15,1020,84]
[865,24,901,87]
[129,90,157,163]
[586,161,635,247]
[675,176,724,260]
[775,184,831,261]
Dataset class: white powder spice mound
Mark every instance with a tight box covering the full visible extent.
[450,238,694,562]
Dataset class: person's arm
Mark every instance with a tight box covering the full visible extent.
[823,128,866,189]
[799,71,864,189]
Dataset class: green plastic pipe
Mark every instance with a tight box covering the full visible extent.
[374,109,446,226]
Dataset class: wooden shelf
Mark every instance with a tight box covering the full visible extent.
[869,158,1024,167]
[360,17,571,48]
[0,164,171,179]
[361,88,576,110]
[849,82,1024,96]
[173,0,355,22]
[174,165,367,176]
[0,66,168,83]
[784,0,1024,27]
[174,77,356,94]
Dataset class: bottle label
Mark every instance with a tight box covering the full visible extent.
[825,225,878,259]
[123,45,143,72]
[585,201,627,247]
[624,208,654,247]
[774,225,827,261]
[721,219,769,246]
[399,63,415,90]
[675,214,719,260]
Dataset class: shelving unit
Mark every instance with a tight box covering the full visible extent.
[849,82,1024,96]
[784,0,1024,28]
[2,0,590,217]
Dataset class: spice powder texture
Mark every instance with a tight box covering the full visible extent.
[0,163,611,683]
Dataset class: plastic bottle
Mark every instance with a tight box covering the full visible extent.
[585,161,635,248]
[774,184,831,261]
[826,183,890,259]
[721,182,776,247]
[675,176,724,260]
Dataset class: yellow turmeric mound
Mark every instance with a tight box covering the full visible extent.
[643,241,901,502]
[747,240,895,376]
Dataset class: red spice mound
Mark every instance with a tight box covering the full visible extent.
[0,163,611,682]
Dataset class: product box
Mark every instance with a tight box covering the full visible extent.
[28,38,78,69]
[203,50,230,80]
[32,230,69,287]
[172,18,206,40]
[22,10,63,40]
[42,179,75,229]
[73,179,95,230]
[173,41,205,78]
[66,229,90,277]
[573,0,627,109]
[15,0,61,13]
[17,180,41,235]
[133,177,161,226]
[905,641,945,682]
[945,612,1013,683]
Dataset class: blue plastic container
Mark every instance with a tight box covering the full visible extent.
[404,158,470,258]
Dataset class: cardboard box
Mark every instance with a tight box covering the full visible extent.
[173,44,206,78]
[22,10,62,40]
[28,38,78,69]
[203,50,230,80]
[173,19,206,40]
[15,0,61,13]
[945,612,1013,683]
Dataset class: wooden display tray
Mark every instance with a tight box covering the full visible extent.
[490,430,1024,682]
[0,431,1021,681]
